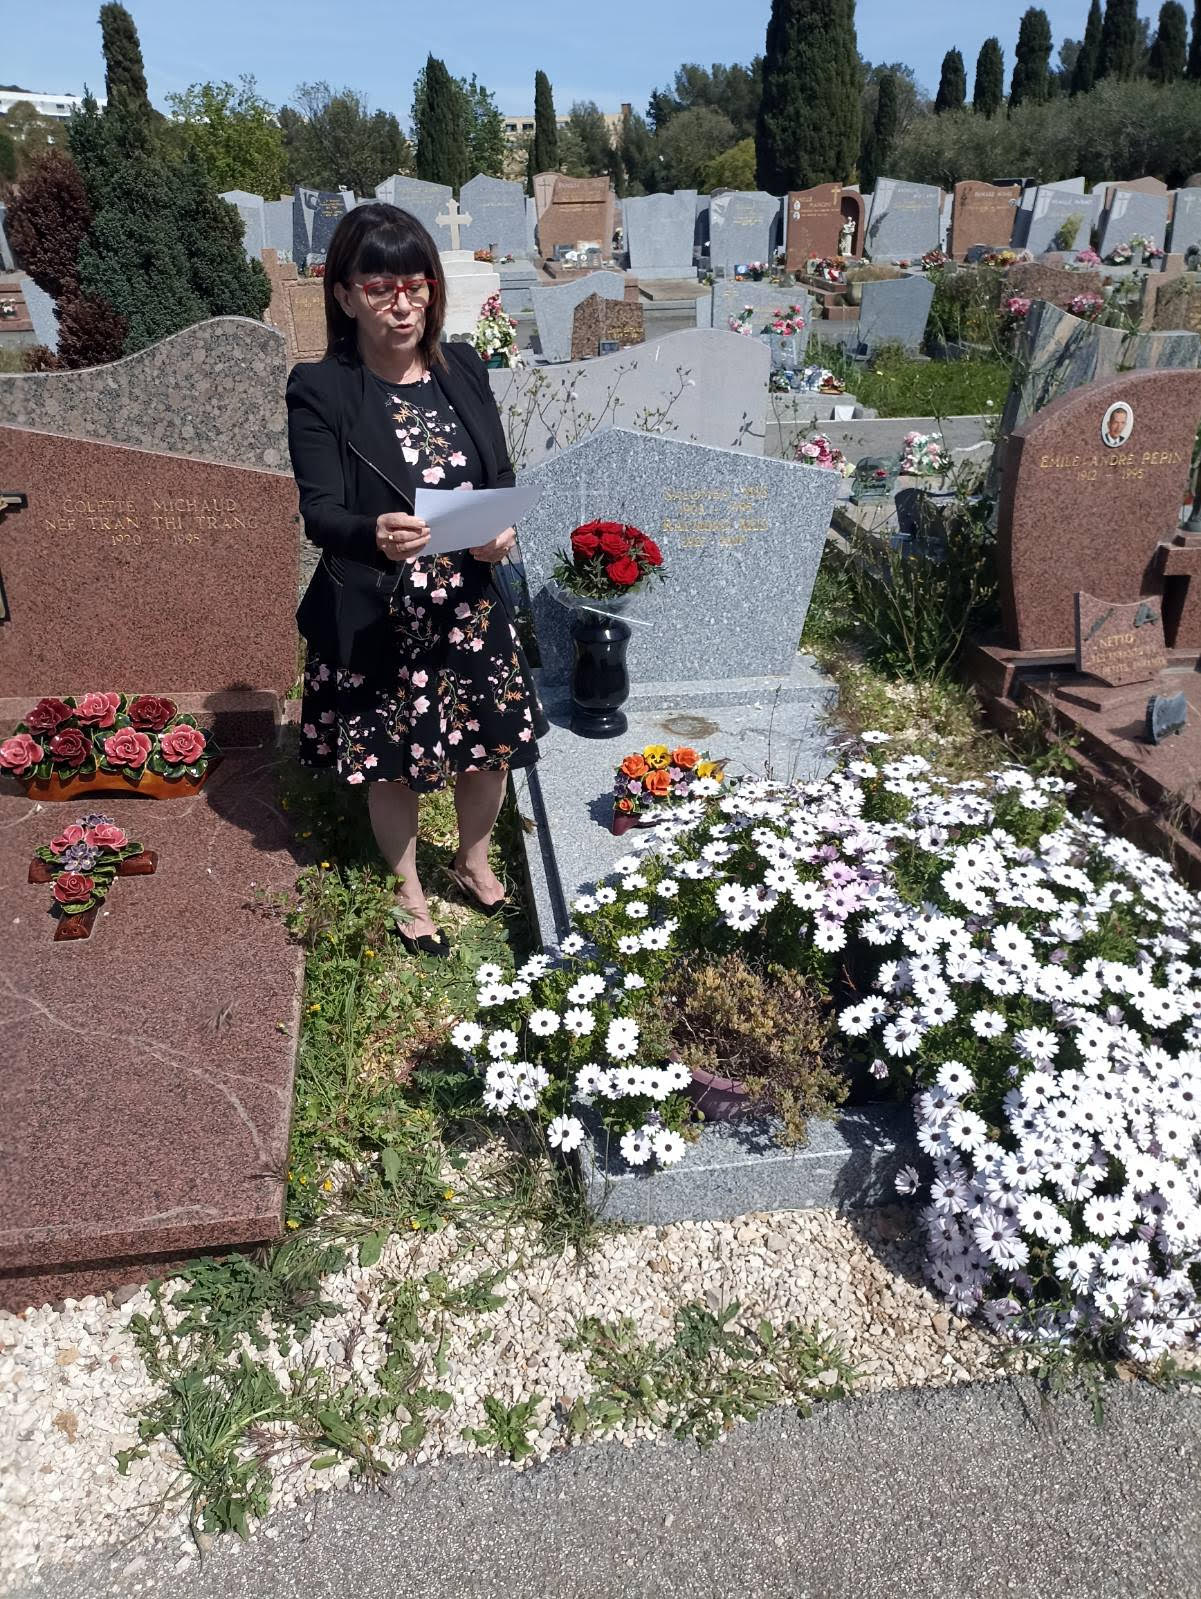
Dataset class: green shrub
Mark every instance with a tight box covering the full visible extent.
[661,953,846,1144]
[812,340,1011,417]
[926,263,1008,351]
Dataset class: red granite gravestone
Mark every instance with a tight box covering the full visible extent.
[0,427,299,702]
[1074,592,1168,684]
[785,184,844,269]
[538,177,615,260]
[996,368,1201,651]
[950,181,1021,259]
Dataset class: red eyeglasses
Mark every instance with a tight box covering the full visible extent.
[356,277,438,309]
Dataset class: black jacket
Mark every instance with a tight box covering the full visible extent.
[287,342,516,669]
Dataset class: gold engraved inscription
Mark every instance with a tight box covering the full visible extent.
[43,491,259,546]
[660,486,769,542]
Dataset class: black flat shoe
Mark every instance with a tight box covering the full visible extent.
[445,862,507,916]
[390,916,452,958]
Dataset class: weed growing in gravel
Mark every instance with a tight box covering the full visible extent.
[566,1301,854,1447]
[462,1394,545,1462]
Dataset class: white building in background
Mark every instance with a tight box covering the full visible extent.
[0,89,104,121]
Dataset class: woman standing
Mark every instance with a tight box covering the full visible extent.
[288,203,541,956]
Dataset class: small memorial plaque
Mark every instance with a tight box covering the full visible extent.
[1074,591,1168,685]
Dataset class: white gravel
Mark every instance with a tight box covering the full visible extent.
[0,1203,996,1590]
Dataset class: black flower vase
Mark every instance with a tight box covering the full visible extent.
[570,607,632,738]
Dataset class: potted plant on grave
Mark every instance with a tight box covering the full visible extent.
[610,744,726,834]
[1,692,220,800]
[662,952,847,1140]
[550,522,665,739]
[473,292,522,369]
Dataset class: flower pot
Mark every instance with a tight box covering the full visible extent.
[569,608,632,739]
[486,354,508,369]
[845,280,864,306]
[686,1065,753,1123]
[611,809,635,835]
[18,765,216,802]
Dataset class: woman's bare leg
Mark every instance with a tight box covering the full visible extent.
[368,779,438,938]
[451,769,508,904]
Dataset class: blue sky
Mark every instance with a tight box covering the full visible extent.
[7,0,1133,125]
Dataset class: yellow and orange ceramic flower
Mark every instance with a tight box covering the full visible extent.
[641,744,671,770]
[643,768,672,797]
[620,752,649,779]
[671,747,699,770]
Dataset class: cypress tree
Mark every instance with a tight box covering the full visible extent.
[1099,0,1141,79]
[1190,0,1201,77]
[532,70,558,173]
[1010,8,1054,105]
[859,71,897,194]
[973,38,1006,114]
[1149,0,1188,78]
[756,0,860,191]
[1073,0,1104,91]
[934,49,967,113]
[414,55,470,190]
[98,3,151,125]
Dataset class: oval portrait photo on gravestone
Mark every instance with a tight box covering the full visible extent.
[1101,400,1134,448]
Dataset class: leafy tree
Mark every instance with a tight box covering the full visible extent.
[620,106,656,193]
[1073,1,1104,91]
[283,82,409,194]
[756,0,860,190]
[164,77,286,196]
[859,69,897,193]
[935,49,967,113]
[646,60,763,141]
[559,101,613,178]
[460,75,506,178]
[647,89,675,132]
[1149,1,1189,79]
[99,3,151,123]
[1010,8,1054,105]
[860,62,925,142]
[532,70,559,173]
[4,150,90,295]
[973,38,1006,113]
[700,136,757,190]
[1190,0,1201,77]
[2,100,58,173]
[0,126,15,185]
[1054,38,1082,93]
[1099,0,1142,79]
[413,57,470,190]
[654,106,737,190]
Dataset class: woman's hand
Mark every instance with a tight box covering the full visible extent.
[376,511,430,562]
[469,526,517,565]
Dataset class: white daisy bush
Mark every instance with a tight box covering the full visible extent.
[448,738,1201,1362]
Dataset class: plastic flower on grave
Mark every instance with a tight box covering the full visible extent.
[52,871,95,906]
[73,691,123,728]
[1075,248,1101,266]
[553,520,664,601]
[899,431,947,477]
[728,307,755,336]
[793,434,848,473]
[472,292,521,369]
[1001,295,1032,322]
[159,723,207,766]
[1067,292,1104,320]
[0,731,44,776]
[102,727,153,770]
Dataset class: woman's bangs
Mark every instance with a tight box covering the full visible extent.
[355,227,433,280]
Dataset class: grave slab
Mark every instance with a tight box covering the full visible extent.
[459,174,529,259]
[1018,184,1090,254]
[624,190,698,276]
[708,192,782,278]
[0,750,302,1311]
[579,1103,917,1222]
[865,178,941,259]
[1098,188,1170,258]
[530,270,626,361]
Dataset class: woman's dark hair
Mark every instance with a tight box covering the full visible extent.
[323,202,447,368]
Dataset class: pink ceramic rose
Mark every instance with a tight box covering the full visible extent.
[53,872,95,905]
[0,731,45,775]
[159,724,207,765]
[50,823,87,853]
[85,822,128,849]
[74,691,123,728]
[25,696,73,734]
[103,727,153,768]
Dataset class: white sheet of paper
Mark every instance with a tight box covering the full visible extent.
[414,484,541,556]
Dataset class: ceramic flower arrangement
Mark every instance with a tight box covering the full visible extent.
[733,261,769,281]
[1067,291,1105,319]
[611,745,726,833]
[552,521,665,601]
[899,431,949,478]
[920,248,949,270]
[1,693,219,799]
[1074,247,1102,266]
[729,303,807,338]
[473,292,522,369]
[28,811,157,940]
[793,433,849,473]
[1001,294,1033,324]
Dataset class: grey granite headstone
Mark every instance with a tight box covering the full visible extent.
[525,196,538,256]
[530,270,626,361]
[865,178,941,259]
[491,328,767,469]
[854,274,935,354]
[1098,188,1170,257]
[1018,184,1090,253]
[221,189,266,260]
[460,174,529,258]
[1170,189,1201,255]
[263,199,294,258]
[708,191,782,277]
[0,203,15,271]
[704,279,813,338]
[293,187,353,263]
[624,190,699,277]
[373,175,452,243]
[0,317,289,471]
[18,273,58,352]
[498,260,538,315]
[517,427,838,689]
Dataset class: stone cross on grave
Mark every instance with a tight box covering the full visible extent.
[436,198,472,252]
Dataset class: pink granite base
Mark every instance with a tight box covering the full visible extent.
[0,750,304,1312]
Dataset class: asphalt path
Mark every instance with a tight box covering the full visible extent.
[17,1379,1201,1599]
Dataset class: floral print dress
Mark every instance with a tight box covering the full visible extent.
[299,371,538,792]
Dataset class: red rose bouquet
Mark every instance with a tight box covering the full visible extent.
[552,520,665,601]
[1,691,220,792]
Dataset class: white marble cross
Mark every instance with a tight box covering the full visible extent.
[436,198,472,252]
